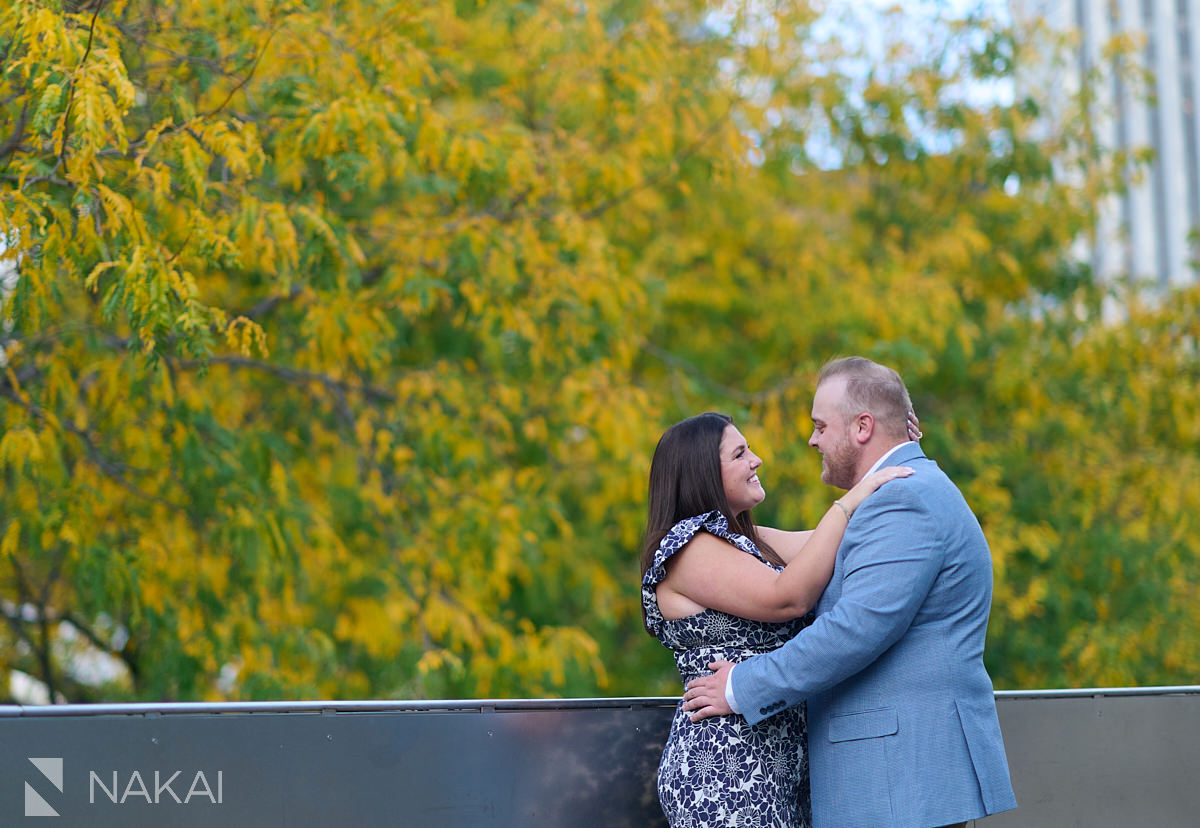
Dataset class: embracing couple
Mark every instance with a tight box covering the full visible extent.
[640,357,1017,828]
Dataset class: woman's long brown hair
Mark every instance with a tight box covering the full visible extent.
[639,413,781,633]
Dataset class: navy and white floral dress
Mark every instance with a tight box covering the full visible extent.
[643,511,812,828]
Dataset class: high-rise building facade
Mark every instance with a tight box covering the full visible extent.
[1013,0,1200,287]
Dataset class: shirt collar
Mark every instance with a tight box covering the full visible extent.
[864,441,917,477]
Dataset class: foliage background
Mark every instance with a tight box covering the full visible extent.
[2,0,1197,702]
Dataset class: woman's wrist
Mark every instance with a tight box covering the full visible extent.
[833,499,852,520]
[839,487,865,513]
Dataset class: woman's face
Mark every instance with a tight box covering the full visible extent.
[719,424,765,514]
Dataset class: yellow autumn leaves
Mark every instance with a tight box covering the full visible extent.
[2,0,1198,704]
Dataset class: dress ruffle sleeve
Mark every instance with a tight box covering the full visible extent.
[641,511,765,640]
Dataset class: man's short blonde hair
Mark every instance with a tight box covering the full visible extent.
[817,356,912,441]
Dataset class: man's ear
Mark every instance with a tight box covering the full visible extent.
[853,412,875,444]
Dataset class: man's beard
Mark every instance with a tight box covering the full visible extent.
[821,429,860,490]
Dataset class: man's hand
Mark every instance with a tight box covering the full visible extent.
[681,660,735,722]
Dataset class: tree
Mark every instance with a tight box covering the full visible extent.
[627,3,1200,693]
[4,0,1196,704]
[1,0,746,701]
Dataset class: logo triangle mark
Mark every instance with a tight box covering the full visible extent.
[25,781,60,817]
[28,757,64,791]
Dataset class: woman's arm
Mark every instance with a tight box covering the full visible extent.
[656,465,912,623]
[757,527,814,564]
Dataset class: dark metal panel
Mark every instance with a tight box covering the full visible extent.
[3,689,1200,826]
[985,690,1200,827]
[0,701,676,826]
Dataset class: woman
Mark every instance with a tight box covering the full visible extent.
[640,412,915,827]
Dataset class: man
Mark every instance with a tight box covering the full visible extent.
[682,357,1017,828]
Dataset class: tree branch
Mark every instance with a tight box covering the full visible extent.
[640,339,808,405]
[0,102,30,161]
[3,558,61,701]
[0,383,187,513]
[176,353,395,404]
[580,106,733,220]
[56,0,110,176]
